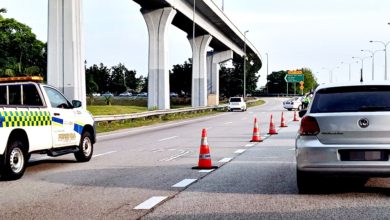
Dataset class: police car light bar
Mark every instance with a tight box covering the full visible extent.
[0,76,44,83]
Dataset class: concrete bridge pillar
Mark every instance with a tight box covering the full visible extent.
[207,50,233,106]
[189,35,213,107]
[48,0,86,107]
[142,7,176,110]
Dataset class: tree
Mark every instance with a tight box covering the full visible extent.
[219,52,261,97]
[0,10,46,77]
[267,70,288,94]
[86,63,110,94]
[266,68,318,94]
[170,59,192,96]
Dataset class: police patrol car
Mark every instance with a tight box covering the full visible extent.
[0,76,95,180]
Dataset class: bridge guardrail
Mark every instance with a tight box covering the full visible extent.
[93,99,260,123]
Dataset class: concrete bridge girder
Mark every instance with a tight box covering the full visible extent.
[188,35,213,107]
[207,50,233,106]
[47,0,86,107]
[142,7,177,110]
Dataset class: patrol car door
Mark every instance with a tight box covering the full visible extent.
[43,86,78,148]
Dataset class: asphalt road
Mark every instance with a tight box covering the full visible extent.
[2,97,390,220]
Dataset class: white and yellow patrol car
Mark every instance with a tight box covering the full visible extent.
[0,76,96,180]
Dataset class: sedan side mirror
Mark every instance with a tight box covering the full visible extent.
[298,110,307,118]
[72,100,82,108]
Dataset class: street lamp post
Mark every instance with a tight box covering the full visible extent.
[352,56,371,82]
[341,61,358,81]
[266,52,269,95]
[322,66,339,83]
[361,49,385,80]
[243,30,249,98]
[370,40,390,80]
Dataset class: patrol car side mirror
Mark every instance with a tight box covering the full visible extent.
[72,100,82,108]
[299,110,307,118]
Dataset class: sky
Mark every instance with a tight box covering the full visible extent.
[1,0,390,87]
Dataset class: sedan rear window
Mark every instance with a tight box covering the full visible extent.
[230,98,242,102]
[311,86,390,113]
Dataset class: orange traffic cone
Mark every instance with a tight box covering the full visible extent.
[293,110,299,122]
[250,117,263,142]
[268,114,278,135]
[280,112,288,127]
[193,129,218,170]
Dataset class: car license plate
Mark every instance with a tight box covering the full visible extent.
[339,150,388,161]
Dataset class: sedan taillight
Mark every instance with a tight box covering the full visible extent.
[299,116,320,136]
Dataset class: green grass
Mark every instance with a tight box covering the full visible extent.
[95,109,219,133]
[87,105,147,115]
[247,99,265,108]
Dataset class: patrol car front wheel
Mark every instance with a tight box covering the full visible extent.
[74,131,93,162]
[0,141,27,180]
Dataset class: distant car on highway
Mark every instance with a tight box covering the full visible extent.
[296,82,390,193]
[137,92,148,98]
[170,92,178,97]
[101,92,113,98]
[228,97,247,111]
[283,96,303,111]
[119,91,132,97]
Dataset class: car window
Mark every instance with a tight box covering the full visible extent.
[230,98,242,102]
[9,85,22,105]
[311,86,390,113]
[23,84,43,106]
[44,86,71,109]
[0,85,6,105]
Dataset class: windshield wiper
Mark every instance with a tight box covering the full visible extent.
[358,106,390,111]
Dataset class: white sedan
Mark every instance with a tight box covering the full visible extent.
[283,97,303,111]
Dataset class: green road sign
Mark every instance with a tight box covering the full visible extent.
[284,74,304,83]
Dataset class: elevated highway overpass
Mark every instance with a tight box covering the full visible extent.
[47,0,262,110]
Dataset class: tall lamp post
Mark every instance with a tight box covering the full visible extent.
[352,56,371,82]
[341,61,358,81]
[322,66,339,83]
[370,40,390,80]
[243,30,249,98]
[266,52,269,94]
[361,49,385,80]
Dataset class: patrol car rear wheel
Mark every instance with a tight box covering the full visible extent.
[74,131,93,162]
[0,141,27,180]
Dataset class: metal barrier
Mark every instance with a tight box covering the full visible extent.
[93,105,227,123]
[93,98,261,123]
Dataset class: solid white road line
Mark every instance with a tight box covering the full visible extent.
[224,122,233,125]
[288,148,295,151]
[134,196,168,210]
[218,158,232,163]
[172,179,197,188]
[234,149,246,154]
[158,136,178,142]
[245,143,255,147]
[198,169,215,173]
[92,151,117,158]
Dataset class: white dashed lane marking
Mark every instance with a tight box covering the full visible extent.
[288,148,295,151]
[93,151,117,158]
[224,122,233,125]
[245,143,255,147]
[134,196,168,210]
[172,179,197,188]
[198,169,214,173]
[218,158,232,163]
[234,149,246,154]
